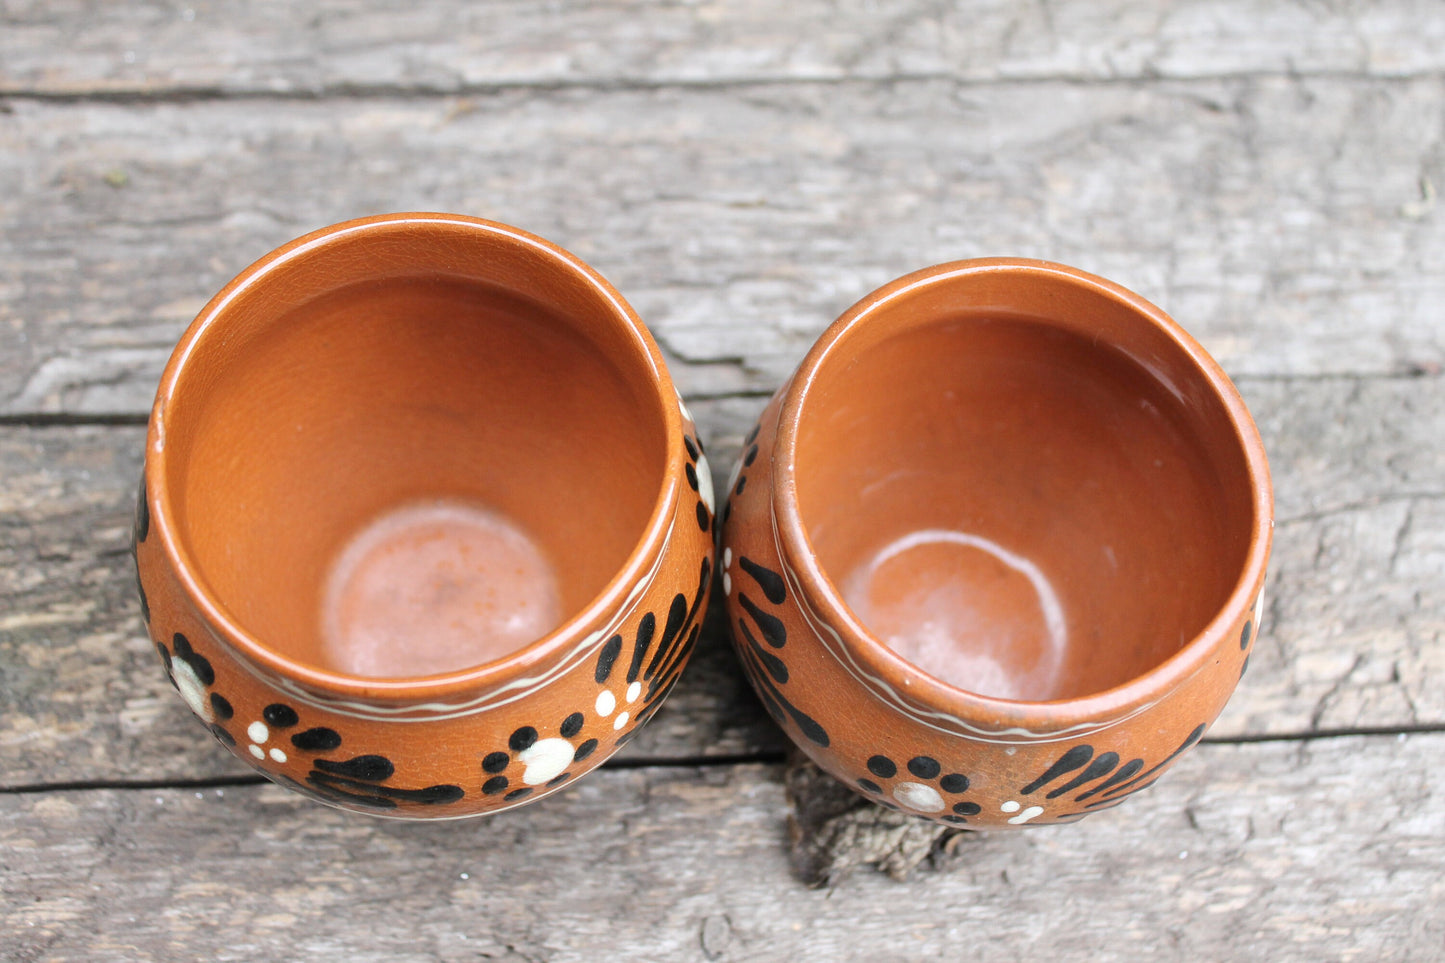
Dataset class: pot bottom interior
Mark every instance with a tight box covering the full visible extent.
[319,499,562,678]
[841,529,1068,701]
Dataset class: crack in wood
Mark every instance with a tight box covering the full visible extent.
[6,67,1445,107]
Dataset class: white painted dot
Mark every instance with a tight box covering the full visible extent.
[268,748,287,764]
[891,782,945,813]
[248,744,264,760]
[613,711,630,730]
[722,572,732,596]
[626,681,642,704]
[247,721,269,744]
[171,660,211,722]
[519,737,574,785]
[723,547,732,570]
[1000,800,1021,813]
[1007,806,1044,825]
[595,690,616,717]
[696,453,715,512]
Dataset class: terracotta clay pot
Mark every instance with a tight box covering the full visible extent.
[720,259,1271,829]
[134,213,715,817]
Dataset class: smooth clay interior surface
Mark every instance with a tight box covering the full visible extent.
[166,273,665,679]
[794,311,1255,702]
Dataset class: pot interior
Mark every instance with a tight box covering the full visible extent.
[793,291,1256,702]
[161,233,667,680]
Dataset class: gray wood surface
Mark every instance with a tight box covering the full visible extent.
[4,0,1443,95]
[2,2,1442,960]
[3,736,1441,963]
[3,75,1443,414]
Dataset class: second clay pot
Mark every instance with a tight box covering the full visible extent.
[720,259,1272,829]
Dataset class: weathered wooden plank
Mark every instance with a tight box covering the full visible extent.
[1214,375,1445,736]
[4,376,1441,784]
[3,0,1442,97]
[3,76,1442,415]
[1,735,1441,962]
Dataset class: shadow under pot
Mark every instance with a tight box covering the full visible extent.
[134,213,715,817]
[720,258,1272,829]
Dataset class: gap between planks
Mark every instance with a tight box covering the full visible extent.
[0,371,1435,428]
[5,66,1445,105]
[4,729,1440,797]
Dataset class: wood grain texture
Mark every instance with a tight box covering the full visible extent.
[3,0,1442,97]
[1219,375,1445,736]
[2,735,1441,962]
[3,75,1442,415]
[3,376,1440,785]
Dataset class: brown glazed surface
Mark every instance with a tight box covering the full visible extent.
[721,259,1271,829]
[135,214,715,817]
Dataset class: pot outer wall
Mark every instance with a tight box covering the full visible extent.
[131,403,717,819]
[719,391,1264,830]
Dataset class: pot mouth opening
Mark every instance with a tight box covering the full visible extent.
[146,213,683,701]
[772,258,1273,729]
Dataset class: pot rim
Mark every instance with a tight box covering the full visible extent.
[145,212,683,703]
[770,257,1274,731]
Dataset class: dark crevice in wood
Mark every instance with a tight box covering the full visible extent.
[2,68,1442,106]
[1233,368,1443,383]
[0,369,1435,427]
[0,751,789,796]
[0,392,780,426]
[0,773,268,795]
[1,77,933,105]
[603,750,788,770]
[679,389,776,401]
[1201,723,1445,744]
[4,731,1441,797]
[0,412,149,427]
[1275,492,1445,526]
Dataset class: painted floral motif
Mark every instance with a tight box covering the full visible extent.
[132,473,151,625]
[249,703,465,811]
[462,485,710,805]
[153,631,466,811]
[1238,591,1263,680]
[677,391,716,536]
[595,554,710,726]
[722,416,831,748]
[1008,722,1209,823]
[155,631,235,749]
[477,719,588,803]
[684,434,715,534]
[726,550,830,749]
[854,752,982,824]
